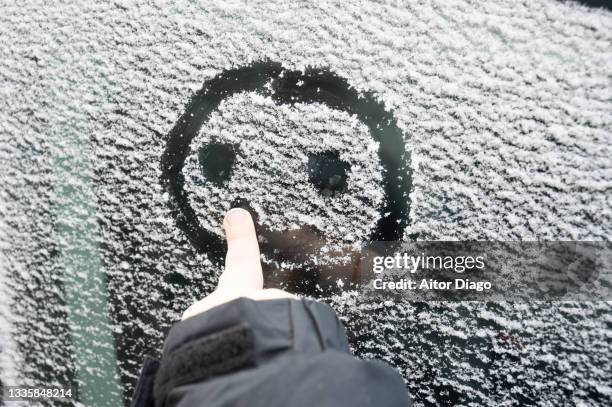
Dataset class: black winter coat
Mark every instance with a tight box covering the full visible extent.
[131,297,411,407]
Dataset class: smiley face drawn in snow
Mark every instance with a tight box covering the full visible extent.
[161,61,410,291]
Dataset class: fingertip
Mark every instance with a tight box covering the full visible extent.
[223,207,255,237]
[225,207,250,226]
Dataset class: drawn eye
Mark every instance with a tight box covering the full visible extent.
[307,151,350,197]
[198,143,236,186]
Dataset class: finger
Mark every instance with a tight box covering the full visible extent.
[218,208,263,292]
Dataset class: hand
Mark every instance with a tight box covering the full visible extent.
[182,208,297,320]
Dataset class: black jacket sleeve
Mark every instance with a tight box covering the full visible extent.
[131,297,411,407]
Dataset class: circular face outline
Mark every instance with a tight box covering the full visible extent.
[161,61,411,266]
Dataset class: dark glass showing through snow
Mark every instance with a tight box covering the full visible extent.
[198,144,236,186]
[307,151,350,197]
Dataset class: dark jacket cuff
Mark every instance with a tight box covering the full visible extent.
[152,297,350,406]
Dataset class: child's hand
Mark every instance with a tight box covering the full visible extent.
[182,208,296,320]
